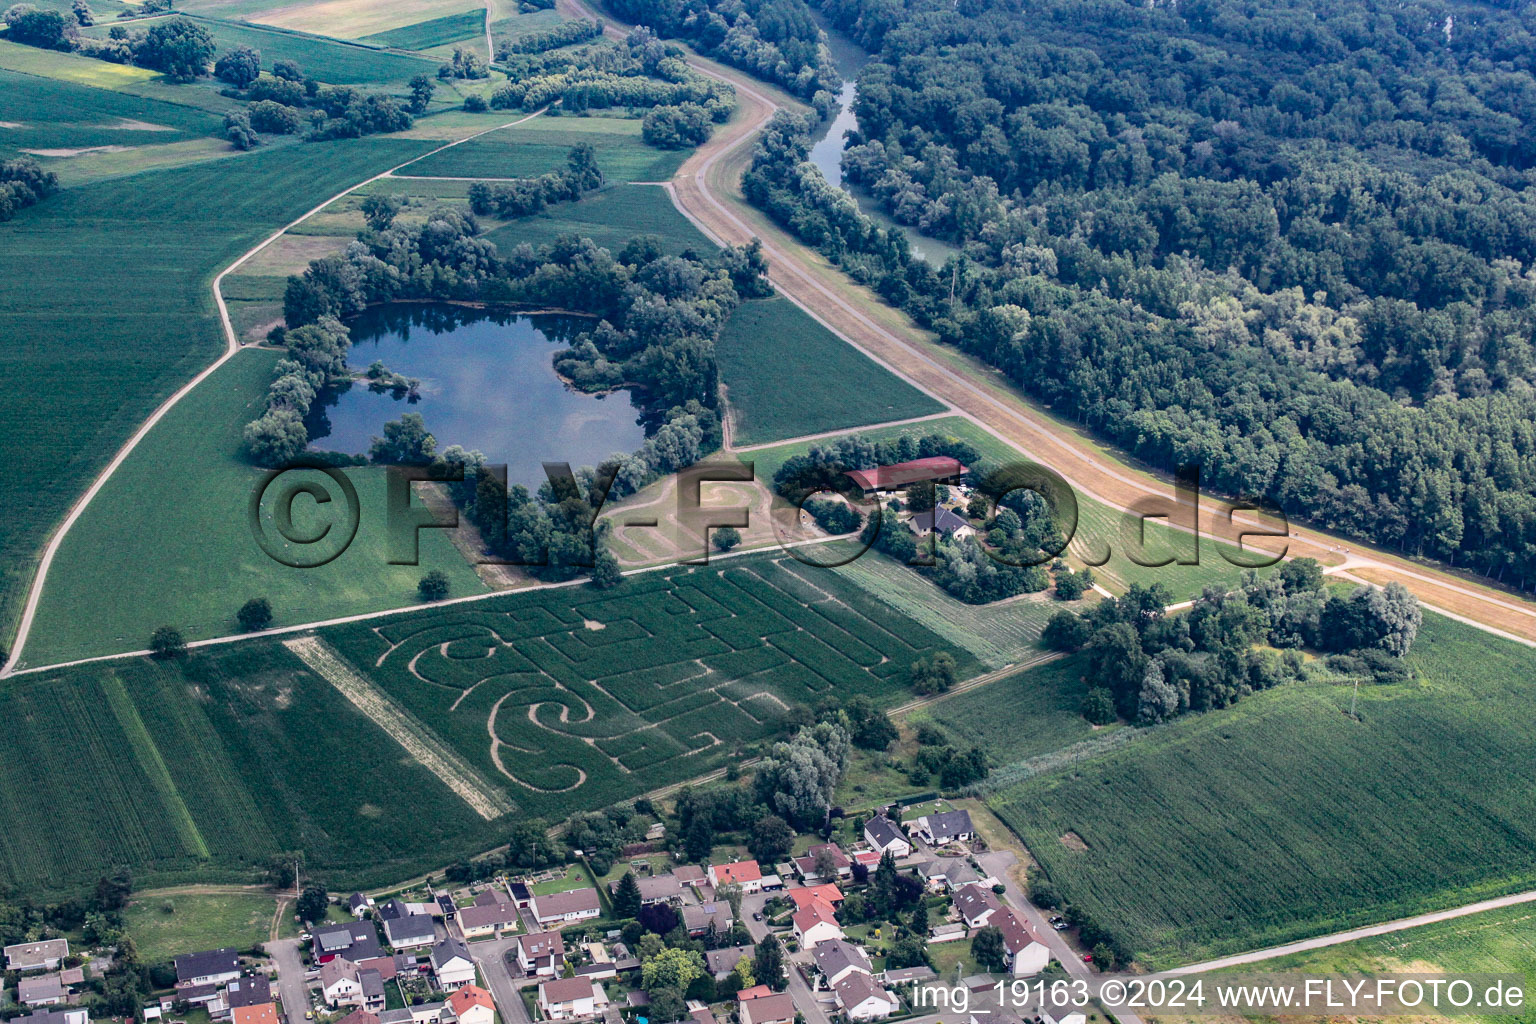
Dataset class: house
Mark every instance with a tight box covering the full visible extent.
[911,810,975,847]
[17,1009,90,1024]
[349,894,373,918]
[672,865,707,888]
[704,945,755,981]
[907,507,975,539]
[430,938,476,990]
[791,897,844,950]
[448,986,495,1024]
[811,939,872,988]
[313,922,384,964]
[738,992,796,1024]
[862,817,912,859]
[680,901,733,938]
[516,930,566,976]
[707,860,762,893]
[378,900,437,949]
[19,974,66,1007]
[992,908,1050,976]
[916,857,980,891]
[736,986,772,1002]
[952,884,1002,929]
[791,844,851,882]
[689,1008,716,1024]
[354,955,400,983]
[609,873,686,906]
[531,888,601,926]
[436,894,458,920]
[320,958,363,1008]
[172,984,222,1010]
[833,973,899,1021]
[789,884,844,909]
[845,457,967,496]
[5,940,69,973]
[224,976,272,1010]
[230,1005,279,1024]
[175,950,242,988]
[457,888,520,939]
[360,969,387,1013]
[538,977,608,1021]
[333,1010,379,1024]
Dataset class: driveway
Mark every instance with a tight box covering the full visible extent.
[264,938,312,1024]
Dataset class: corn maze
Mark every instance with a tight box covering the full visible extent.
[322,555,981,817]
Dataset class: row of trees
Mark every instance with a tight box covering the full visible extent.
[501,17,604,55]
[467,142,606,217]
[3,7,216,80]
[0,158,58,222]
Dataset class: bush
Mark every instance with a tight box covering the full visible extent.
[463,93,487,112]
[419,570,450,601]
[712,526,741,551]
[1081,687,1116,725]
[149,625,186,659]
[237,597,273,632]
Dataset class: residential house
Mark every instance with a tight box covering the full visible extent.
[910,810,975,847]
[790,884,844,909]
[538,977,608,1021]
[354,956,399,983]
[333,1010,379,1024]
[320,958,363,1008]
[348,894,373,918]
[952,884,1001,929]
[457,888,520,940]
[448,986,495,1024]
[791,844,851,883]
[172,984,222,1010]
[917,857,980,891]
[400,1003,446,1024]
[175,950,242,988]
[707,861,762,894]
[672,865,707,889]
[906,507,975,540]
[5,940,69,973]
[704,945,755,982]
[359,969,386,1014]
[811,940,872,988]
[313,922,384,964]
[844,457,967,496]
[689,1008,716,1024]
[516,930,566,976]
[378,900,436,949]
[531,888,601,926]
[680,901,733,938]
[223,976,272,1010]
[736,986,772,1002]
[791,897,844,950]
[230,1005,279,1024]
[17,1009,90,1024]
[430,938,476,990]
[609,873,686,906]
[738,993,796,1024]
[19,974,66,1007]
[833,973,899,1021]
[992,908,1050,976]
[862,817,912,859]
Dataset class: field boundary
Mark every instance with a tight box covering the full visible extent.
[283,634,515,820]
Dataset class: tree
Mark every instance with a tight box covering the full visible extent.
[149,625,186,659]
[1042,609,1092,650]
[908,899,929,936]
[1081,687,1115,725]
[613,872,642,919]
[237,597,273,632]
[137,18,216,82]
[361,193,403,232]
[641,947,704,991]
[71,0,92,25]
[886,935,930,968]
[647,987,686,1023]
[2,5,70,48]
[214,45,261,87]
[752,933,785,990]
[683,813,713,862]
[1054,568,1090,601]
[94,869,133,912]
[297,882,328,923]
[224,111,257,150]
[911,650,957,694]
[1091,942,1115,971]
[590,549,623,588]
[371,412,437,464]
[712,525,741,551]
[751,723,850,827]
[971,925,1007,972]
[418,570,450,602]
[407,72,436,114]
[748,814,795,864]
[1278,557,1324,594]
[242,408,307,467]
[271,57,303,80]
[731,956,755,991]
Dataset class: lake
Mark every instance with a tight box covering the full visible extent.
[307,303,647,489]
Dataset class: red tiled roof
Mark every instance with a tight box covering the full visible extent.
[845,457,966,492]
[449,986,494,1015]
[790,885,844,907]
[710,861,762,885]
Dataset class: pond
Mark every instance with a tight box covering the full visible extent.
[306,303,647,490]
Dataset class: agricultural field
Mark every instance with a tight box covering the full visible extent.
[912,654,1107,762]
[318,553,983,818]
[400,116,694,183]
[19,349,486,668]
[488,9,565,44]
[718,297,946,446]
[0,641,495,897]
[360,9,486,51]
[175,0,481,41]
[482,183,709,255]
[987,611,1536,969]
[124,891,280,962]
[0,131,437,651]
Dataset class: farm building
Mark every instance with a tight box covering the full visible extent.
[845,457,968,496]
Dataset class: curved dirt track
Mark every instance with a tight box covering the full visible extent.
[563,0,1536,645]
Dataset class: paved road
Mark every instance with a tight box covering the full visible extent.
[741,892,834,1024]
[265,938,312,1024]
[469,932,534,1024]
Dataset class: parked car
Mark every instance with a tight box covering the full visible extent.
[753,912,763,921]
[1082,954,1094,963]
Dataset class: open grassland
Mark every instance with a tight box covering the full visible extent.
[717,297,945,446]
[20,350,486,667]
[400,115,693,183]
[175,0,479,39]
[0,39,244,114]
[0,642,493,897]
[988,612,1536,969]
[0,132,436,651]
[0,64,219,156]
[124,891,279,962]
[319,553,982,817]
[488,9,564,42]
[482,184,709,255]
[360,9,486,51]
[913,654,1108,761]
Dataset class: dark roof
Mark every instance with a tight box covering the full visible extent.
[812,939,872,980]
[225,976,273,1008]
[541,977,595,1003]
[907,507,972,536]
[436,895,457,915]
[992,907,1046,955]
[845,457,966,492]
[863,815,907,849]
[315,922,383,960]
[378,900,435,941]
[704,945,755,976]
[360,969,385,999]
[952,884,1001,924]
[174,949,240,983]
[349,893,369,911]
[918,809,974,841]
[430,938,471,969]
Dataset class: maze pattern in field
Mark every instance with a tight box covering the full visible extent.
[324,556,978,817]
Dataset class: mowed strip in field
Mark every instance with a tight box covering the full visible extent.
[989,611,1536,969]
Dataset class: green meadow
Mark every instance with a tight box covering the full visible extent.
[361,10,486,51]
[482,183,708,255]
[400,115,693,182]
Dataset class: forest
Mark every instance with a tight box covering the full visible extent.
[743,0,1536,588]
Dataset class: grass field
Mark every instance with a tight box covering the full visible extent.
[400,116,693,183]
[124,891,279,962]
[0,641,495,896]
[20,349,486,667]
[318,552,983,817]
[360,9,485,51]
[718,297,945,445]
[913,654,1107,761]
[987,612,1536,969]
[178,0,483,39]
[482,184,709,255]
[0,38,245,114]
[0,129,437,656]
